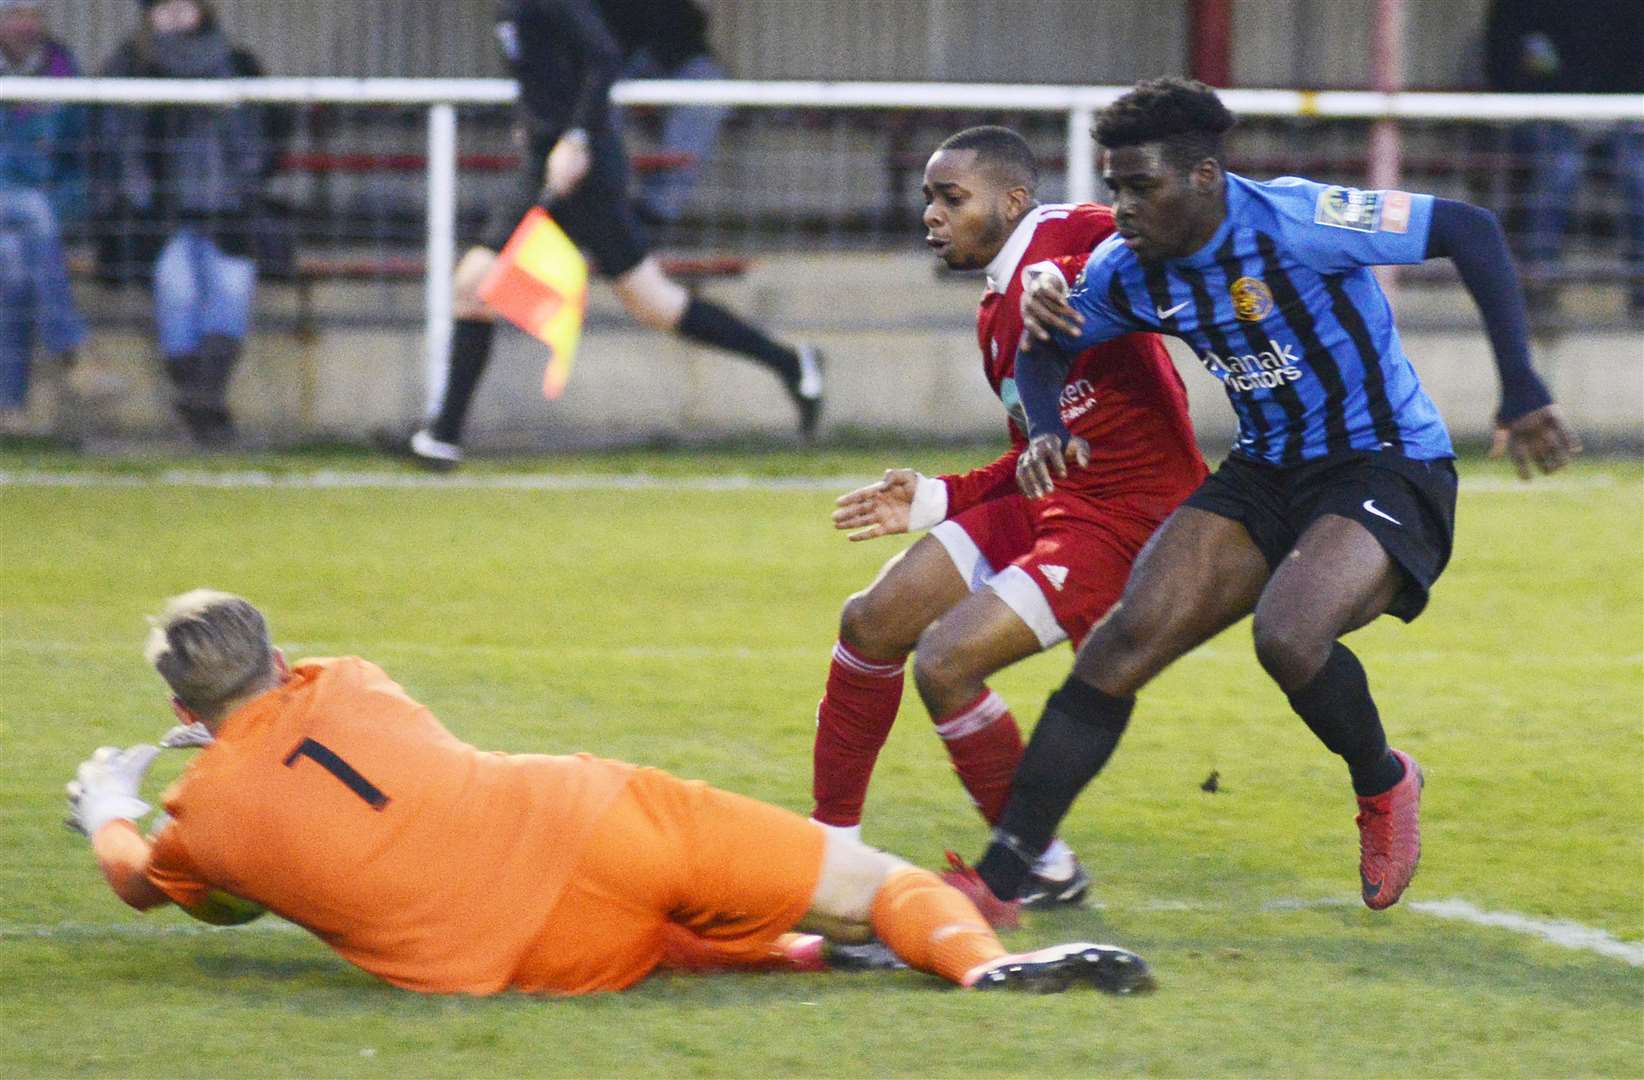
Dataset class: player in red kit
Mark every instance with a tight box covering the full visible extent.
[811,127,1207,903]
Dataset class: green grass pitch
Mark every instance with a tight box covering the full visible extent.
[1,445,1640,1078]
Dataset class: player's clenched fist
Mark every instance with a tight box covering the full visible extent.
[1017,433,1092,499]
[1020,266,1084,343]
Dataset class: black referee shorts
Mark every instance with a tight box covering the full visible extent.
[1184,449,1459,622]
[479,128,650,279]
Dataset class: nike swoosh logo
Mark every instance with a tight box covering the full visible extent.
[1362,499,1402,526]
[1155,300,1191,320]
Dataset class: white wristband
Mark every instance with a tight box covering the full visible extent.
[906,474,949,532]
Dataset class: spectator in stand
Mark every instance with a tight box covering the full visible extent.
[0,0,90,437]
[595,0,729,225]
[93,0,279,447]
[1484,0,1644,320]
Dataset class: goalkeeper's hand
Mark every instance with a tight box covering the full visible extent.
[65,744,161,838]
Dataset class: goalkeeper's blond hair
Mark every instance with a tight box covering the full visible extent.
[145,590,277,719]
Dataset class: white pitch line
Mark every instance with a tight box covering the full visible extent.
[5,896,1638,966]
[1095,895,1644,966]
[0,919,305,940]
[0,469,1632,494]
[0,639,826,662]
[1408,898,1644,966]
[0,469,864,492]
[5,637,1639,669]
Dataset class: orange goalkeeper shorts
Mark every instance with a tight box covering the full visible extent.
[512,767,826,994]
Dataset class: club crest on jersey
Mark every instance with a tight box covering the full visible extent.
[1230,276,1275,321]
[1314,186,1382,232]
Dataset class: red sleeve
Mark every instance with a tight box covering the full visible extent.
[938,430,1027,518]
[1047,251,1090,286]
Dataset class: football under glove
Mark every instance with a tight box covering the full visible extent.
[65,744,161,838]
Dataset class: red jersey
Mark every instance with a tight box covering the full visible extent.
[939,203,1206,521]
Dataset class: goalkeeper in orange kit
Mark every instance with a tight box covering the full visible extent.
[66,590,1154,996]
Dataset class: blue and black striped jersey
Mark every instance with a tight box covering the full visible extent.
[1051,172,1455,465]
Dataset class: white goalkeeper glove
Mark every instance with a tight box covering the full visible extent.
[160,721,214,749]
[65,744,161,838]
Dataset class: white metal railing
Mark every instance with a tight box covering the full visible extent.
[2,76,1639,411]
[6,76,1639,119]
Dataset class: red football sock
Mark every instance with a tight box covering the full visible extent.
[933,689,1024,826]
[811,640,907,827]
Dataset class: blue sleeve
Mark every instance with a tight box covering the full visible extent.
[1425,198,1551,423]
[1015,343,1074,442]
[1266,176,1435,274]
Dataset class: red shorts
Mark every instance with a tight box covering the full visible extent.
[930,493,1165,649]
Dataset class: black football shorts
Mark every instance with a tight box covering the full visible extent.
[479,127,650,279]
[1183,449,1459,622]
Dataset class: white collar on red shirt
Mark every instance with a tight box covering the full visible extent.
[984,204,1052,294]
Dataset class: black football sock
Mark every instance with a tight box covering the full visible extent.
[1286,643,1405,797]
[975,676,1134,901]
[429,319,496,444]
[676,297,801,385]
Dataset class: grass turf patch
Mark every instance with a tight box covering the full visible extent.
[2,449,1639,1077]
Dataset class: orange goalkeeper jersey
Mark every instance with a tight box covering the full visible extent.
[145,657,636,994]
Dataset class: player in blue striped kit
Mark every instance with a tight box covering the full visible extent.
[955,78,1580,914]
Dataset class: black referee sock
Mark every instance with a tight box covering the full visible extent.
[430,319,496,444]
[676,298,801,385]
[1286,643,1405,797]
[975,676,1134,901]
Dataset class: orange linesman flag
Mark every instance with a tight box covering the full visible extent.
[476,208,589,400]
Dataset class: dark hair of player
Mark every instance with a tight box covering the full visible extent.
[935,125,1040,194]
[1094,77,1237,171]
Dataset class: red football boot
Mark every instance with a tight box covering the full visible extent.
[1356,749,1425,910]
[941,850,1022,930]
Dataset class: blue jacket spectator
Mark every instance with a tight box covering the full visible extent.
[0,0,89,431]
[92,0,283,446]
[0,0,86,225]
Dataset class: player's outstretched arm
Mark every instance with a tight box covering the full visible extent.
[832,468,945,541]
[1425,197,1582,477]
[65,745,170,911]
